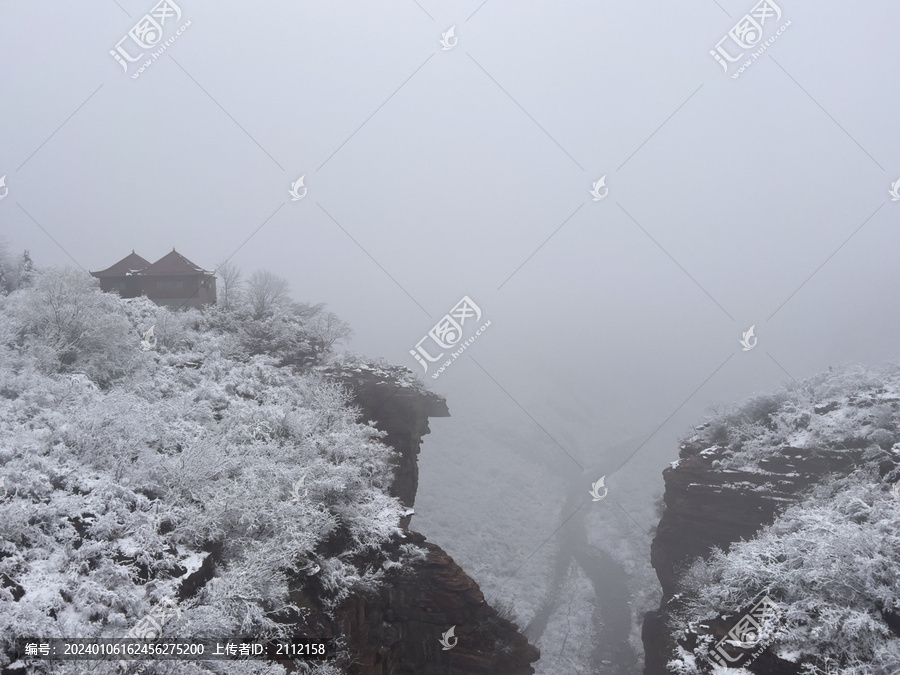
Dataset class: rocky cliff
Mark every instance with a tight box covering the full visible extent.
[319,361,540,674]
[642,367,900,674]
[0,282,537,675]
[323,361,449,529]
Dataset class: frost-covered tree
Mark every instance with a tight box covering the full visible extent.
[307,310,353,349]
[291,301,326,320]
[4,267,137,385]
[0,241,12,294]
[0,241,26,294]
[246,270,291,319]
[216,259,243,311]
[237,312,327,370]
[674,475,900,674]
[668,365,900,675]
[0,266,422,674]
[17,250,34,287]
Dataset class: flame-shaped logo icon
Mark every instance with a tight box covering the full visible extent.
[891,479,900,502]
[140,325,157,351]
[289,175,307,201]
[439,625,458,650]
[590,175,608,201]
[440,26,458,51]
[0,175,7,200]
[291,474,308,502]
[589,476,608,501]
[890,178,900,202]
[739,325,757,351]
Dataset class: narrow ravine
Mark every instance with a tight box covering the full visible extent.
[572,537,635,672]
[525,457,637,674]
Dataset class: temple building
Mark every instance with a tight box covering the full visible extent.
[90,249,217,309]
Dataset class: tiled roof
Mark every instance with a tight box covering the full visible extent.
[140,250,212,276]
[90,251,151,277]
[91,250,213,278]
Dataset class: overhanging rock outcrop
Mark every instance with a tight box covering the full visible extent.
[322,361,539,674]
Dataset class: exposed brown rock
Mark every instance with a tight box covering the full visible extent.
[643,438,873,674]
[320,363,538,674]
[339,532,539,675]
[323,362,449,529]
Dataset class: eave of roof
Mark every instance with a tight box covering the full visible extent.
[90,251,151,277]
[140,250,213,276]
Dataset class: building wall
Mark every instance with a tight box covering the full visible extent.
[97,277,143,299]
[144,275,217,308]
[97,274,217,308]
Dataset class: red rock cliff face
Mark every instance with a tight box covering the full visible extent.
[324,363,448,528]
[338,531,539,675]
[642,423,888,674]
[323,363,540,674]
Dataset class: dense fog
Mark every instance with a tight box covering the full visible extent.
[1,1,898,673]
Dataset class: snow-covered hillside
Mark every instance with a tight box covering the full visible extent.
[646,364,900,675]
[0,268,423,674]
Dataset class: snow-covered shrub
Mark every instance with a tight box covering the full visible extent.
[151,305,197,352]
[669,364,900,674]
[0,244,33,294]
[304,311,352,349]
[4,268,137,386]
[688,365,900,471]
[0,270,410,672]
[673,473,900,674]
[237,311,327,370]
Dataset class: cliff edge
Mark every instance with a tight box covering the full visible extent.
[643,365,900,674]
[321,359,540,674]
